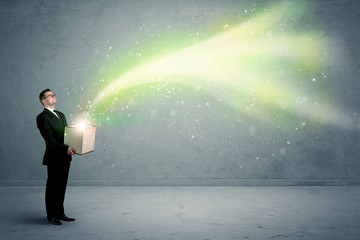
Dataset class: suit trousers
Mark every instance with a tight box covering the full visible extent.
[45,160,71,217]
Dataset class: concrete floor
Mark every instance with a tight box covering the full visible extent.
[0,186,359,240]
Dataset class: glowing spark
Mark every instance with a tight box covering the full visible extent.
[75,121,88,130]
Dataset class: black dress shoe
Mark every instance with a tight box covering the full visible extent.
[59,214,76,221]
[47,216,62,225]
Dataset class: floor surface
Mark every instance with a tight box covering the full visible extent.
[0,186,359,240]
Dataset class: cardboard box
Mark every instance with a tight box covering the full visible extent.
[64,124,96,155]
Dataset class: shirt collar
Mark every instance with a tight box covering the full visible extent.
[45,107,56,113]
[45,107,59,118]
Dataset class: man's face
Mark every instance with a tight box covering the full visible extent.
[42,91,56,107]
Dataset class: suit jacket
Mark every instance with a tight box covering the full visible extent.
[36,108,72,165]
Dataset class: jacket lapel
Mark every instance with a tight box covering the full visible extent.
[44,108,63,126]
[54,110,65,126]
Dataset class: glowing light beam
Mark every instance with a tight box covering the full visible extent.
[84,1,346,129]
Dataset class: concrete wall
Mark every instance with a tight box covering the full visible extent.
[1,0,360,185]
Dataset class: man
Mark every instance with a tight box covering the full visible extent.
[36,89,76,225]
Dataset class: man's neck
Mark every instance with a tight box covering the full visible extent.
[45,106,55,110]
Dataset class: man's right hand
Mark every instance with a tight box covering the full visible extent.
[67,147,76,155]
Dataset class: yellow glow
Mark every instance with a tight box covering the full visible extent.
[75,121,88,130]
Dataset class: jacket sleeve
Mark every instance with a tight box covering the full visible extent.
[36,114,69,153]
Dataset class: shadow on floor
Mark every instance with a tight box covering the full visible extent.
[21,217,48,225]
[17,212,48,226]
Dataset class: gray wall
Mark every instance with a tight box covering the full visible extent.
[1,0,360,185]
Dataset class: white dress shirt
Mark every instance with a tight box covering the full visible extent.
[45,107,59,118]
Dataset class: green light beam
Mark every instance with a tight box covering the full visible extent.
[83,1,347,129]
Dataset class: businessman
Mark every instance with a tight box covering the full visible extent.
[36,89,76,225]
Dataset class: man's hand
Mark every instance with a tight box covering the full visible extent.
[67,147,76,155]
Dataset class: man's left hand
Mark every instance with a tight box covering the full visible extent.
[67,147,76,155]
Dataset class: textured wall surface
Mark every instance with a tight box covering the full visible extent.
[0,0,360,184]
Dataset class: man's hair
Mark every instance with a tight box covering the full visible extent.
[39,88,51,106]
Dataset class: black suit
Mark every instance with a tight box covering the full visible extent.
[36,108,72,218]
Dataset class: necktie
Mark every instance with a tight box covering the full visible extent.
[53,110,59,118]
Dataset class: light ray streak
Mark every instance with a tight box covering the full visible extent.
[84,1,351,129]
